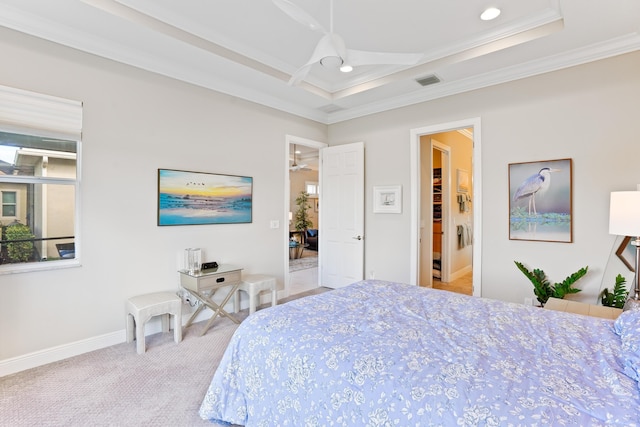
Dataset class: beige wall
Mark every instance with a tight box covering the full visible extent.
[329,51,640,305]
[289,169,319,232]
[1,22,639,369]
[0,27,326,362]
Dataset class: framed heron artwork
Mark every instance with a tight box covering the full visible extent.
[508,158,572,242]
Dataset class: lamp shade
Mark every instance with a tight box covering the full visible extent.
[609,191,640,236]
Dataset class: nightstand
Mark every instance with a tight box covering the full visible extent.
[544,297,622,320]
[179,264,243,335]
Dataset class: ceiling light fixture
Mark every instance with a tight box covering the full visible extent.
[340,64,353,73]
[320,55,343,69]
[480,7,501,21]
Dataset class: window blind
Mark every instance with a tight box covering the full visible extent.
[0,84,82,140]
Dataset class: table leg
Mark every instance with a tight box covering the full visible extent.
[189,284,240,336]
[185,303,206,328]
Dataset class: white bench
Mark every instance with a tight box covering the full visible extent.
[126,292,182,354]
[233,274,277,315]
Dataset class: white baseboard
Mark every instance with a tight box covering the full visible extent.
[0,306,229,377]
[0,330,125,377]
[450,265,472,281]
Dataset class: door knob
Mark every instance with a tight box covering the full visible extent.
[353,235,363,240]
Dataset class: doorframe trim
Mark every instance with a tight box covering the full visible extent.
[284,135,327,297]
[409,118,482,297]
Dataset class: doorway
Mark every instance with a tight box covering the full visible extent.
[426,141,451,285]
[409,118,482,297]
[285,136,326,298]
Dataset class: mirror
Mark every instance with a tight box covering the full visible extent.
[599,234,636,304]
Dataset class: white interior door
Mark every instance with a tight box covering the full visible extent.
[319,142,364,288]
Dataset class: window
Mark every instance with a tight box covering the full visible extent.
[2,191,16,217]
[0,85,82,272]
[306,181,319,197]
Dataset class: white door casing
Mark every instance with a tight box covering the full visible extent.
[320,142,365,288]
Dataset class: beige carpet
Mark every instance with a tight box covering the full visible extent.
[288,250,317,272]
[0,288,330,427]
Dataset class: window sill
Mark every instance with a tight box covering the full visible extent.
[0,259,80,275]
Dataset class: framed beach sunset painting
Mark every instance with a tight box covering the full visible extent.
[157,169,252,226]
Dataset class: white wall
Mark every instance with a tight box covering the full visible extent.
[330,51,640,305]
[1,24,639,371]
[0,28,326,363]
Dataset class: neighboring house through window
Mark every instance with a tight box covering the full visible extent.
[0,85,82,272]
[2,191,16,217]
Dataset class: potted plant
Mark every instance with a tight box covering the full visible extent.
[294,191,313,236]
[514,261,588,306]
[289,191,313,259]
[600,274,628,308]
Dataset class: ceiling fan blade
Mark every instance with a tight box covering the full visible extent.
[289,62,314,85]
[346,49,423,66]
[289,34,344,85]
[273,0,327,34]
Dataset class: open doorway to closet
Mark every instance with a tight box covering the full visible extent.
[409,118,482,297]
[425,132,473,295]
[287,137,324,297]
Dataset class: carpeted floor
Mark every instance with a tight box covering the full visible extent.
[0,287,330,427]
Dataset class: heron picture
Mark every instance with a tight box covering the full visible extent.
[509,158,572,242]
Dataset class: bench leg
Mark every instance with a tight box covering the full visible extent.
[126,313,135,343]
[249,291,257,315]
[160,313,170,333]
[233,289,241,313]
[173,313,182,344]
[136,317,146,355]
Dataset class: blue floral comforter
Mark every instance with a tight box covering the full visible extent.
[200,280,640,426]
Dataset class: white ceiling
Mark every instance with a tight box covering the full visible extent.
[1,0,639,124]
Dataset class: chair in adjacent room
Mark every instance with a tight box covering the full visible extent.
[55,242,75,259]
[305,229,318,251]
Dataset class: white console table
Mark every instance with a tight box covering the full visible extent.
[179,264,242,336]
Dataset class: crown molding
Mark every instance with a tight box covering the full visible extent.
[0,4,638,126]
[326,33,640,124]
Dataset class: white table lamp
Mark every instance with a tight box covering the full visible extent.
[609,190,640,311]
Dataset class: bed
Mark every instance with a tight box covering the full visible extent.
[200,280,640,426]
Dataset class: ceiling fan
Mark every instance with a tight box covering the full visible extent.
[273,0,424,85]
[290,145,311,171]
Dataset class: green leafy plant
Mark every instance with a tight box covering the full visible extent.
[4,222,35,263]
[600,274,628,308]
[294,191,313,232]
[514,261,588,306]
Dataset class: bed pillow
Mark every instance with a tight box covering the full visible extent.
[614,309,640,385]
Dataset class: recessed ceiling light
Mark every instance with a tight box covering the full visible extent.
[480,7,501,21]
[340,64,353,73]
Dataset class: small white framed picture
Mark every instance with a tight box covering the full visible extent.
[373,185,402,213]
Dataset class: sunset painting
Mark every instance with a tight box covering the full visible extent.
[158,169,252,226]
